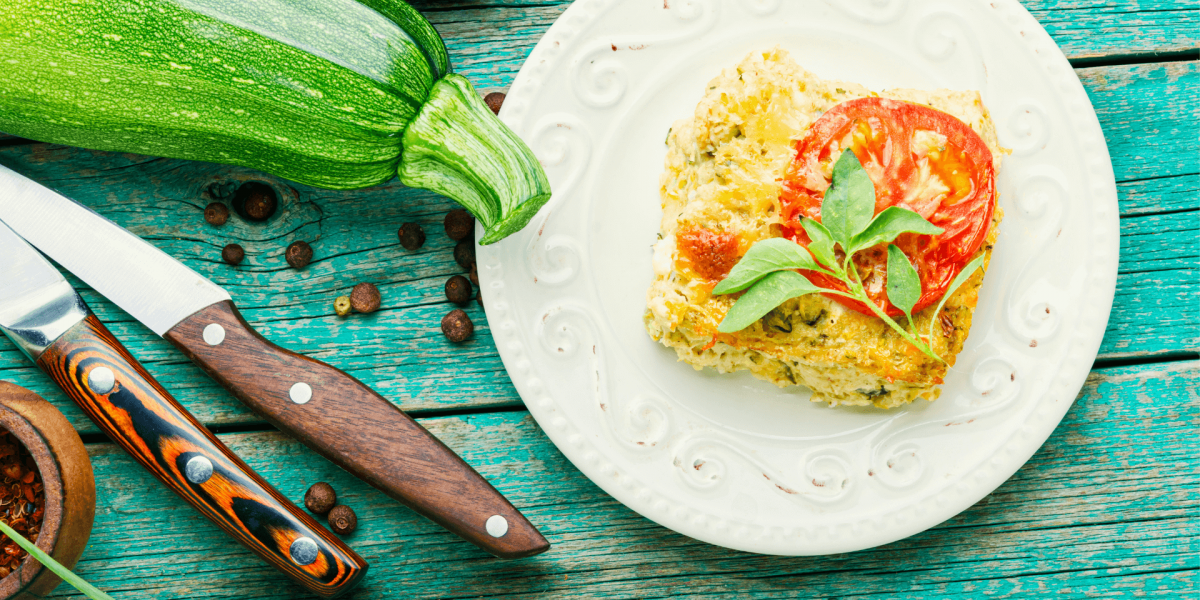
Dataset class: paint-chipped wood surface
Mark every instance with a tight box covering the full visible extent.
[0,1,1195,598]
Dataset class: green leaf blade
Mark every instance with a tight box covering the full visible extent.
[849,206,944,254]
[927,253,988,340]
[0,519,114,600]
[885,244,921,316]
[711,238,820,295]
[717,271,824,333]
[820,150,876,246]
[799,218,839,271]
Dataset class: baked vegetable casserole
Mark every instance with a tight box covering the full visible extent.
[645,48,1006,408]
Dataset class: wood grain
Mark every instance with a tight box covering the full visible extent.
[165,300,549,558]
[30,360,1197,599]
[39,314,366,597]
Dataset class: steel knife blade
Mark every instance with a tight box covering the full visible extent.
[0,164,548,558]
[0,220,367,597]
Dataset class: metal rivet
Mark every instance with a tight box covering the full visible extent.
[203,323,226,346]
[485,515,509,538]
[289,382,312,405]
[289,537,319,566]
[88,367,115,395]
[185,456,213,484]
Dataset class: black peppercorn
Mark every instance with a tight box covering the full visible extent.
[328,504,357,535]
[204,202,229,226]
[286,240,313,269]
[484,92,506,115]
[454,239,476,271]
[441,309,474,342]
[443,209,474,241]
[350,282,381,313]
[398,222,426,251]
[445,275,473,304]
[222,243,245,265]
[304,482,336,515]
[234,181,278,222]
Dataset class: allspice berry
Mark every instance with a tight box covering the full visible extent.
[334,295,352,317]
[234,181,278,222]
[484,92,506,115]
[222,243,245,265]
[445,275,473,304]
[398,222,426,251]
[328,505,357,535]
[469,264,479,286]
[454,239,476,271]
[350,282,381,313]
[204,202,230,226]
[286,240,314,269]
[443,209,474,241]
[304,482,336,515]
[441,309,474,342]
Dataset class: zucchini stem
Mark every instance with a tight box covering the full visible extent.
[398,74,551,244]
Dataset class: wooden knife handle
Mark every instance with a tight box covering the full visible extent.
[39,314,367,597]
[165,301,549,559]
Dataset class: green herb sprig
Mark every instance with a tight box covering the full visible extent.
[712,150,985,362]
[0,519,115,600]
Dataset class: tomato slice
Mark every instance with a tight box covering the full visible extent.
[779,97,996,316]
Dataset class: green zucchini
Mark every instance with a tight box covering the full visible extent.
[0,0,549,243]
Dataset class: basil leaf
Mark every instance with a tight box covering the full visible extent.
[820,150,876,246]
[712,238,820,295]
[800,218,839,271]
[717,271,824,333]
[926,253,987,340]
[849,207,944,255]
[885,244,921,316]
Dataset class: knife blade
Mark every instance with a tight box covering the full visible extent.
[0,165,549,558]
[0,220,367,597]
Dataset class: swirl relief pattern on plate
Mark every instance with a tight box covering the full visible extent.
[570,0,717,108]
[537,304,671,452]
[524,114,591,287]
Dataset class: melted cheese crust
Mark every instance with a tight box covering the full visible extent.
[644,48,1005,409]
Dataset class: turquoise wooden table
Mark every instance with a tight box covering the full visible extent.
[0,1,1196,597]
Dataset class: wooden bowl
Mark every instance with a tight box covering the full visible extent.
[0,383,95,600]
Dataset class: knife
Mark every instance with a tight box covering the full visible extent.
[0,220,367,597]
[0,165,549,559]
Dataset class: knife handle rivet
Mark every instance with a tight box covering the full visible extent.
[203,323,226,346]
[185,455,214,484]
[289,382,313,405]
[87,367,116,395]
[485,515,509,538]
[289,536,319,566]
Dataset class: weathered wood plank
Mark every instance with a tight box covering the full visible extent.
[1119,210,1198,274]
[1105,269,1199,358]
[1078,61,1199,187]
[45,360,1198,599]
[405,0,1200,66]
[0,60,1194,430]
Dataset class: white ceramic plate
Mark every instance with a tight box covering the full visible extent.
[478,0,1118,555]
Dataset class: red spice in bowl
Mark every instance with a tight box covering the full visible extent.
[0,429,45,579]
